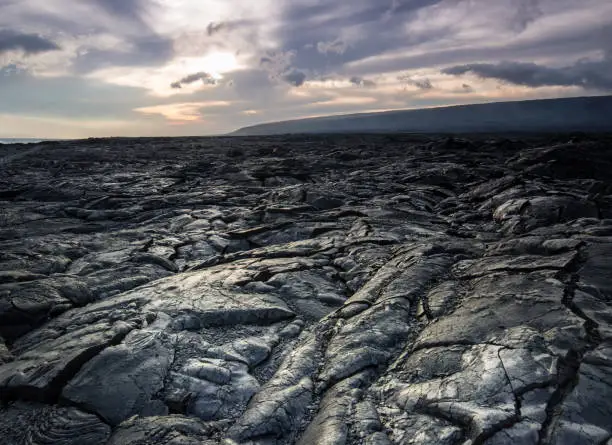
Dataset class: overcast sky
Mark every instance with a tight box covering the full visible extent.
[1,0,611,138]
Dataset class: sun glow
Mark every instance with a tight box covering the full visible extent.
[135,101,231,121]
[183,52,241,79]
[90,51,242,96]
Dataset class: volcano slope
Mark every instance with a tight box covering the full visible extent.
[0,134,611,445]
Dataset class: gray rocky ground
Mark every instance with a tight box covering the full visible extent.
[0,133,611,444]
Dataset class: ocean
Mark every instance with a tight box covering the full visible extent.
[0,138,46,144]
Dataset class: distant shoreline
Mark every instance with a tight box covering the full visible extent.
[0,139,47,144]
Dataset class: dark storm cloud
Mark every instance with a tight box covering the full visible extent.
[70,0,175,73]
[2,0,175,73]
[0,29,60,55]
[259,50,307,87]
[442,58,612,91]
[281,69,307,87]
[87,0,176,72]
[278,0,447,73]
[398,74,434,90]
[349,76,376,87]
[281,0,444,38]
[170,72,217,89]
[275,0,585,84]
[350,21,612,77]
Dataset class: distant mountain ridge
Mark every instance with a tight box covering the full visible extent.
[231,95,612,136]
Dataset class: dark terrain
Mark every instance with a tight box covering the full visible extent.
[0,134,611,445]
[231,96,612,136]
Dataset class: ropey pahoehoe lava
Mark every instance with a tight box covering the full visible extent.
[0,134,611,445]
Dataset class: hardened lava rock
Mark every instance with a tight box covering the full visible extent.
[0,134,611,444]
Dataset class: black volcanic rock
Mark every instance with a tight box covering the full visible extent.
[0,402,111,444]
[0,134,611,444]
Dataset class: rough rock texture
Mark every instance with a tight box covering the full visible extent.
[1,134,611,444]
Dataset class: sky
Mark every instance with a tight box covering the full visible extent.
[0,0,611,138]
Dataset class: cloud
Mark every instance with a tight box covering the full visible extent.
[343,0,612,79]
[281,69,307,87]
[260,50,307,87]
[276,0,448,74]
[511,0,543,32]
[0,29,60,55]
[349,76,376,87]
[0,1,174,74]
[415,78,433,90]
[260,50,296,71]
[398,74,434,90]
[2,0,612,138]
[317,39,348,55]
[442,58,612,91]
[382,0,401,22]
[170,71,217,89]
[205,20,250,37]
[207,22,226,36]
[92,0,147,22]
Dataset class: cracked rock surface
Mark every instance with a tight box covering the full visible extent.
[1,134,611,444]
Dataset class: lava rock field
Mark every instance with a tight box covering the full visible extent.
[0,134,611,445]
